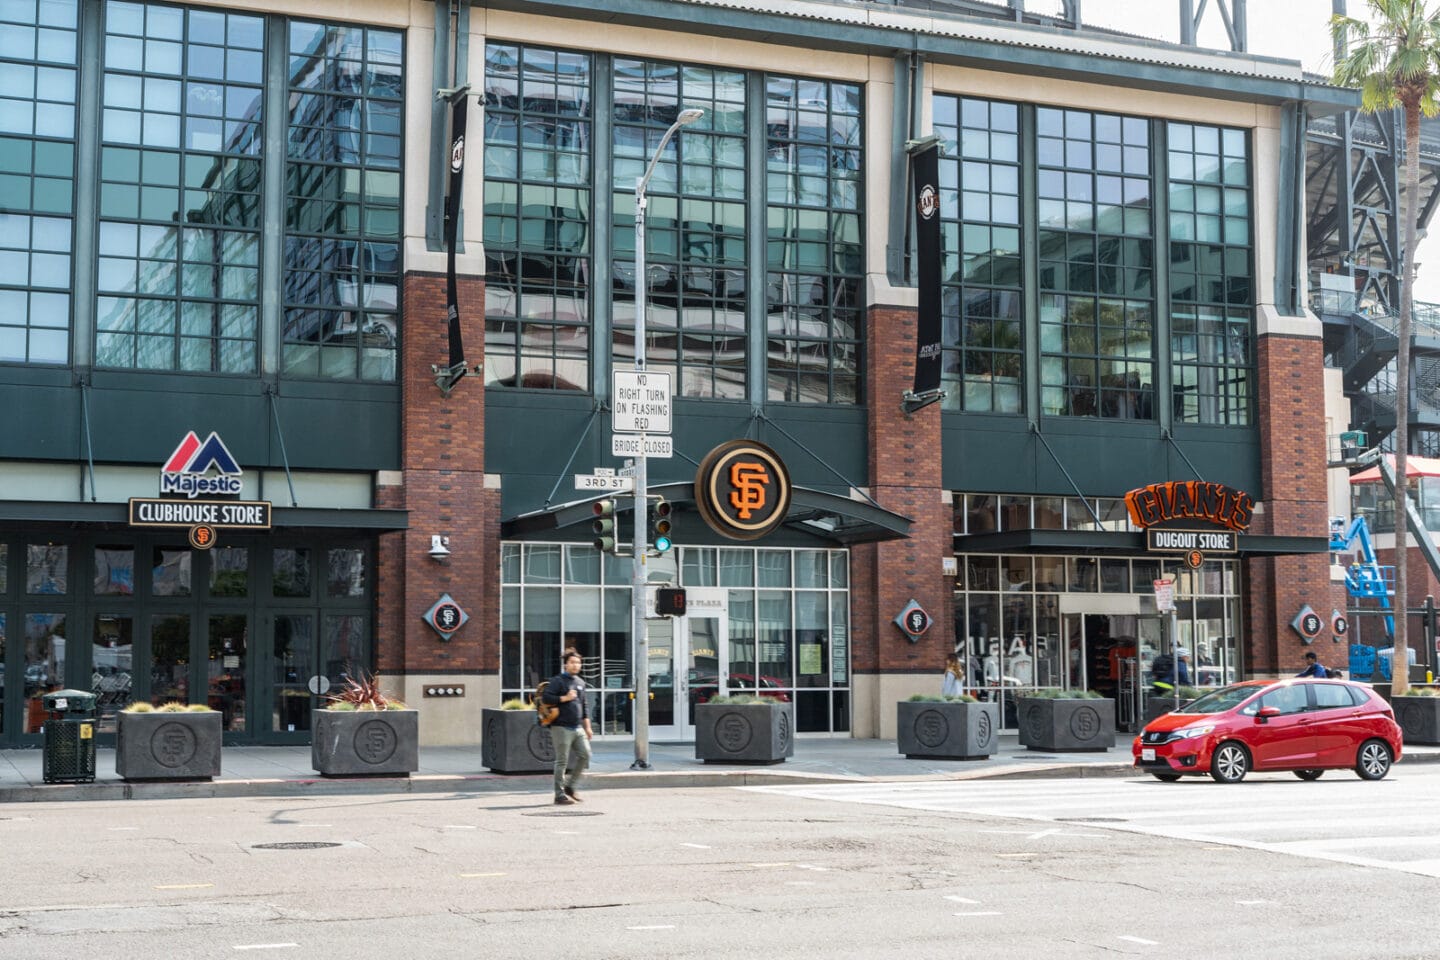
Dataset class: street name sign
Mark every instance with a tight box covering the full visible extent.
[613,369,672,435]
[575,474,635,492]
[612,434,673,459]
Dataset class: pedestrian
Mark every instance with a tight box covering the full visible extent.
[942,652,966,697]
[1296,650,1328,678]
[541,648,592,805]
[1151,647,1191,694]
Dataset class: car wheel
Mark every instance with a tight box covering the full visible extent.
[1294,769,1323,781]
[1151,773,1182,783]
[1356,739,1394,781]
[1209,741,1250,783]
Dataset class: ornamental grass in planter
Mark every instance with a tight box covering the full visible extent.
[481,697,555,774]
[896,693,998,761]
[312,673,418,778]
[695,694,794,765]
[1392,685,1440,745]
[116,701,222,781]
[1016,687,1116,752]
[1143,686,1208,725]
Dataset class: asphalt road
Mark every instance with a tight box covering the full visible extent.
[2,766,1438,960]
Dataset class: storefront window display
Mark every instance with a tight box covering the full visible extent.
[499,543,851,733]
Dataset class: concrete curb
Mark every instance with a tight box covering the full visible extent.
[1,747,1432,804]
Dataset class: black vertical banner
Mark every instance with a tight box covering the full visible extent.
[444,95,468,375]
[910,141,942,400]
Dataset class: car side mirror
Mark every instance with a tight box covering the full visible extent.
[1255,705,1281,723]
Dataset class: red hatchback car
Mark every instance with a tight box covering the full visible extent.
[1133,678,1402,783]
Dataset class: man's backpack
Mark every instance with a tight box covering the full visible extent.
[534,681,560,726]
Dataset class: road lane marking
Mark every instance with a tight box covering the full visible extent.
[459,872,506,878]
[154,883,213,890]
[627,925,675,930]
[233,944,298,951]
[444,825,477,830]
[785,881,815,886]
[945,896,980,904]
[681,843,710,849]
[107,827,138,832]
[954,911,1003,917]
[795,864,828,872]
[750,862,791,868]
[1236,899,1270,905]
[1118,936,1159,945]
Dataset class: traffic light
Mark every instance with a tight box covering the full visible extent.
[651,497,673,553]
[592,498,619,553]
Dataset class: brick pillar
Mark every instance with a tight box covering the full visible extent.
[373,270,496,743]
[1245,332,1335,676]
[852,304,952,737]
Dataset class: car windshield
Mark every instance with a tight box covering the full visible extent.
[1175,683,1260,714]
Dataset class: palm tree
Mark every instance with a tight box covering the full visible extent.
[1333,0,1440,695]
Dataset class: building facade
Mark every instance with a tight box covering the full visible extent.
[0,0,1355,747]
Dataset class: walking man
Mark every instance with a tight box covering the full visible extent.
[541,648,592,805]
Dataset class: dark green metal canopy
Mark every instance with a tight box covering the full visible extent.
[954,529,1329,557]
[504,482,912,545]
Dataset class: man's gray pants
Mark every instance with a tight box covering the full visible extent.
[550,725,591,797]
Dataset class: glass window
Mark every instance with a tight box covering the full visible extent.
[26,543,67,594]
[765,74,863,403]
[681,547,717,587]
[24,613,66,731]
[283,20,403,380]
[1256,683,1308,716]
[1168,123,1252,425]
[92,614,133,734]
[935,96,1022,413]
[150,612,190,704]
[0,0,77,365]
[209,546,248,597]
[610,59,748,400]
[96,2,262,373]
[1313,682,1353,710]
[1037,108,1154,421]
[94,544,135,595]
[151,546,191,596]
[208,613,246,732]
[0,543,6,593]
[326,547,366,597]
[273,547,311,597]
[483,43,591,391]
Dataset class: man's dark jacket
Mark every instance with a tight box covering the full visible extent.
[542,672,589,729]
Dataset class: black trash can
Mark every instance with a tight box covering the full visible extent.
[41,689,98,784]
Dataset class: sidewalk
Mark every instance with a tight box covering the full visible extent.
[2,736,1435,804]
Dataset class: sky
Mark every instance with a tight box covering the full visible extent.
[1024,0,1440,304]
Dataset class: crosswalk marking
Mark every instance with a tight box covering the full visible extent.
[745,772,1440,878]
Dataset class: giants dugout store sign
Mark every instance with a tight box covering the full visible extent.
[695,440,792,541]
[1124,481,1251,563]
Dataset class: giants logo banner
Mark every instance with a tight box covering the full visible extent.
[910,140,943,400]
[443,93,468,381]
[694,440,792,541]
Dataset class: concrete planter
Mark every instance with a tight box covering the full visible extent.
[1017,696,1116,752]
[481,708,555,774]
[896,700,998,760]
[1393,696,1440,745]
[115,709,222,781]
[312,708,418,777]
[1143,698,1196,725]
[695,701,794,764]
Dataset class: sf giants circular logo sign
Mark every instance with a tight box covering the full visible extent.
[917,183,938,220]
[694,440,792,541]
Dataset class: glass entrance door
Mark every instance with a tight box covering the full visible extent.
[648,588,727,741]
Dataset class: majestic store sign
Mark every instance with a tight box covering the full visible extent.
[1124,481,1253,567]
[129,430,272,536]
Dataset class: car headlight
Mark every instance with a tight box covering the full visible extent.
[1172,724,1215,740]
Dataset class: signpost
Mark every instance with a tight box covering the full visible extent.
[612,370,672,436]
[612,435,673,459]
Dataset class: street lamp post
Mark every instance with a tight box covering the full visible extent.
[631,107,703,770]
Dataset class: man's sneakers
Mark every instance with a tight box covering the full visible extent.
[565,787,582,803]
[553,793,576,806]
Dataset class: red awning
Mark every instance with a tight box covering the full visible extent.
[1350,454,1440,484]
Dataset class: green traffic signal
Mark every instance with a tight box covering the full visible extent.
[651,498,673,553]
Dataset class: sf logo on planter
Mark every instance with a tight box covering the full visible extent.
[695,440,792,541]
